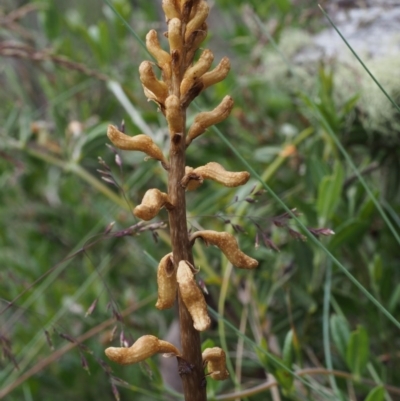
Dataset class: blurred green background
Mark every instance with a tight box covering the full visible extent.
[1,0,400,400]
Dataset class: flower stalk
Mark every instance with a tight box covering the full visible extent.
[105,1,258,399]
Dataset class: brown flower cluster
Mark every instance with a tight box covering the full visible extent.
[105,0,258,387]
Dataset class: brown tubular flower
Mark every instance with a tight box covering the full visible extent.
[189,230,258,269]
[184,1,210,42]
[134,188,173,221]
[139,61,169,105]
[105,335,180,365]
[181,162,250,190]
[107,125,168,168]
[186,95,234,146]
[165,95,184,143]
[155,253,177,310]
[201,57,231,90]
[185,22,208,67]
[146,29,172,83]
[180,49,214,96]
[202,347,229,380]
[162,0,181,21]
[176,260,211,332]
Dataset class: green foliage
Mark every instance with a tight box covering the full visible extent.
[346,325,370,379]
[365,386,385,401]
[1,1,399,400]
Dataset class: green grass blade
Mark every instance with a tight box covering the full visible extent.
[102,0,147,54]
[323,259,343,399]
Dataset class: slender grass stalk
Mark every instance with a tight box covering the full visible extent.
[323,259,343,400]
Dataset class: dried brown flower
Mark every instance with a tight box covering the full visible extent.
[186,95,234,146]
[146,29,172,82]
[177,260,211,332]
[166,95,184,142]
[202,347,229,380]
[134,188,173,221]
[105,335,180,365]
[184,1,210,42]
[162,0,181,21]
[155,253,177,310]
[180,49,214,96]
[201,57,231,90]
[139,61,169,103]
[107,125,168,168]
[189,230,258,269]
[181,162,250,190]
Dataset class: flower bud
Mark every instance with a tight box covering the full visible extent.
[177,260,211,331]
[202,347,229,380]
[105,335,180,365]
[134,188,173,221]
[156,253,177,310]
[107,125,168,167]
[186,96,234,146]
[181,162,250,190]
[189,230,258,269]
[139,61,168,103]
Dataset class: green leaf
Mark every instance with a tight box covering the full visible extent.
[330,314,350,360]
[346,325,370,378]
[275,367,294,392]
[368,254,383,287]
[255,337,269,368]
[341,93,360,116]
[388,284,400,313]
[282,329,294,368]
[201,338,215,352]
[364,386,385,401]
[358,194,377,221]
[41,3,61,40]
[316,162,344,224]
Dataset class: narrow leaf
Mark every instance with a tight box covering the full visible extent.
[330,314,350,360]
[346,325,370,378]
[365,386,385,401]
[282,329,294,369]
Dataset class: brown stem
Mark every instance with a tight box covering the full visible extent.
[165,3,207,397]
[168,122,207,400]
